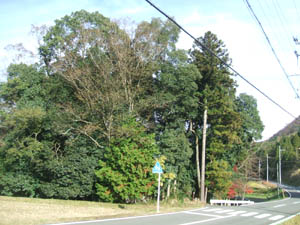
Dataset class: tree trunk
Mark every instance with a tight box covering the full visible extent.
[167,179,171,199]
[201,107,207,202]
[173,179,177,196]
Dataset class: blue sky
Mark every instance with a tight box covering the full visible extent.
[1,0,300,140]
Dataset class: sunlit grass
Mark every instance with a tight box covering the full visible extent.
[0,196,204,225]
[245,181,285,201]
[281,215,300,225]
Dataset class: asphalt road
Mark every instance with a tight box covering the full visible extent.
[47,188,300,225]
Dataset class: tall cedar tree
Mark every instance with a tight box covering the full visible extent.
[189,31,241,199]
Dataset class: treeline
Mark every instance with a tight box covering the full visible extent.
[0,10,264,202]
[259,130,300,183]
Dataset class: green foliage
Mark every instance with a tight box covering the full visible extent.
[236,93,264,142]
[95,118,159,203]
[190,31,242,158]
[158,128,195,196]
[206,160,232,199]
[0,64,47,108]
[0,10,265,203]
[0,172,39,197]
[154,49,201,197]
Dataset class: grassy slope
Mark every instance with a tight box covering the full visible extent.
[245,181,286,201]
[0,196,204,225]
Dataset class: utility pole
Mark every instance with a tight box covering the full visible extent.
[266,154,269,182]
[258,158,261,180]
[277,163,279,197]
[279,146,284,185]
[200,106,207,202]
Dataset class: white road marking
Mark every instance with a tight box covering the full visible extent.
[227,210,247,215]
[183,211,224,218]
[273,204,286,208]
[215,209,235,214]
[202,208,224,212]
[240,212,259,217]
[179,215,234,225]
[44,210,192,225]
[293,201,300,204]
[255,213,272,219]
[269,215,285,221]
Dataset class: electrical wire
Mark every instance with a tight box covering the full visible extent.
[272,0,294,50]
[244,0,300,99]
[144,0,297,119]
[293,0,300,25]
[256,0,284,52]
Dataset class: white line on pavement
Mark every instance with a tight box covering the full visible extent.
[44,211,188,225]
[255,213,272,219]
[269,215,285,221]
[179,215,234,225]
[215,209,235,214]
[270,212,300,225]
[183,211,224,218]
[227,211,247,215]
[240,212,259,217]
[187,207,209,212]
[201,208,224,212]
[273,204,286,208]
[293,201,300,204]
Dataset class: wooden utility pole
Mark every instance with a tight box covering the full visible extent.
[258,158,261,180]
[200,106,207,202]
[266,154,269,182]
[279,146,284,185]
[195,134,201,198]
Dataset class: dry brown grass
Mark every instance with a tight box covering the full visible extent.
[0,196,204,225]
[261,181,277,188]
[281,215,300,225]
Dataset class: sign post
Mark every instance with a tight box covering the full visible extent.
[152,161,163,213]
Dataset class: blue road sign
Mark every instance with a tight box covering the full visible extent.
[152,161,163,173]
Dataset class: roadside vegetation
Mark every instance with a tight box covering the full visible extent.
[281,215,300,225]
[244,181,286,201]
[0,195,204,225]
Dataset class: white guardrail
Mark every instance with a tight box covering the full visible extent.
[210,199,254,206]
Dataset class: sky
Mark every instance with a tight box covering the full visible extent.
[1,0,300,140]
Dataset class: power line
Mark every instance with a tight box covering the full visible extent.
[145,0,297,119]
[256,0,284,52]
[293,0,300,25]
[244,0,300,99]
[272,0,294,50]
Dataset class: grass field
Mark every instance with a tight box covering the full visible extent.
[0,181,296,225]
[0,196,204,225]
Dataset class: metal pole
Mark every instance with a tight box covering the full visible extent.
[266,154,269,182]
[157,173,161,213]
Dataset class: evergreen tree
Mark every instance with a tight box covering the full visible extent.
[189,31,241,199]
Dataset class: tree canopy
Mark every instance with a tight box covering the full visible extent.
[0,10,264,202]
